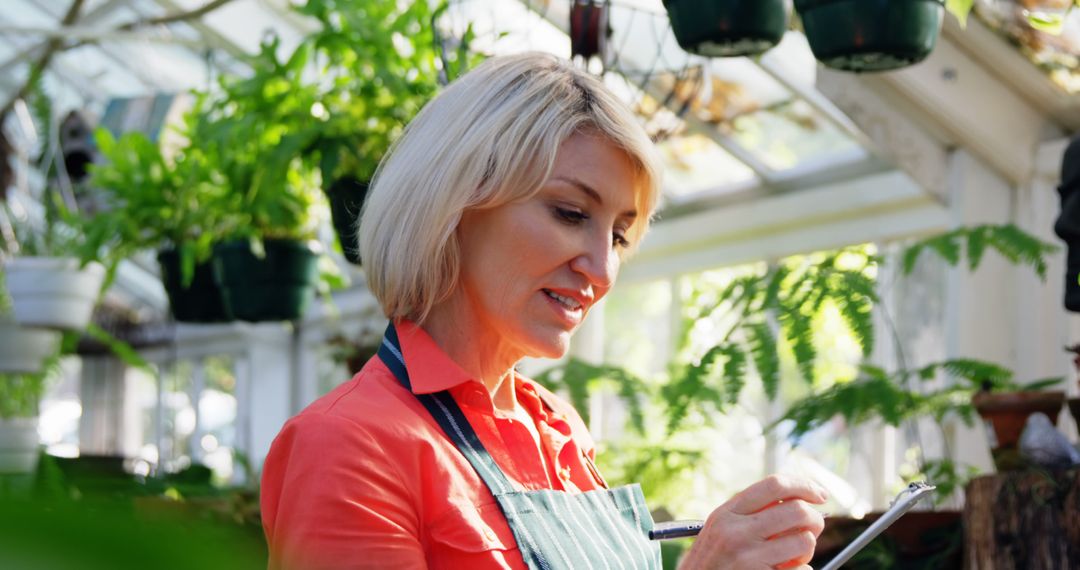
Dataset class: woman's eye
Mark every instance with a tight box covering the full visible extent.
[554,207,588,224]
[613,232,630,249]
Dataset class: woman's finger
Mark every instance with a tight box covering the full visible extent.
[751,500,825,540]
[727,474,828,515]
[751,529,817,567]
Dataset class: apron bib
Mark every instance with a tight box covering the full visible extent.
[378,323,662,569]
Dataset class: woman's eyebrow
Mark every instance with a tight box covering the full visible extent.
[552,176,637,219]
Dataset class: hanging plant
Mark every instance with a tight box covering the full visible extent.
[664,0,788,58]
[794,0,947,72]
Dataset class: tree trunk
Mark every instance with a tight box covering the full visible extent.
[964,469,1080,569]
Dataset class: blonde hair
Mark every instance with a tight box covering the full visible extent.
[359,52,662,322]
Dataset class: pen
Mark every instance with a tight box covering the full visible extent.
[649,519,704,540]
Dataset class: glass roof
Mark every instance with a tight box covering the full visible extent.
[0,0,886,210]
[975,0,1080,94]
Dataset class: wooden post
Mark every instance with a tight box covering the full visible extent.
[964,469,1080,569]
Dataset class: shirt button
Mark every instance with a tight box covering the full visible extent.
[483,527,497,542]
[558,467,571,480]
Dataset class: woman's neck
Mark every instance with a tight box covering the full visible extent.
[421,300,523,413]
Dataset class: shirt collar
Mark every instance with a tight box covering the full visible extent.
[394,319,476,394]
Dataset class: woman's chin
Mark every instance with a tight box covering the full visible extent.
[523,329,574,360]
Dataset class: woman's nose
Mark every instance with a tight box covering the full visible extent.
[569,233,618,289]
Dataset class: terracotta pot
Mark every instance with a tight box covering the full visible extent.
[972,390,1065,449]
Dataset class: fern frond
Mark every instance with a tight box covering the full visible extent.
[925,233,962,267]
[720,343,747,405]
[830,270,876,357]
[902,243,925,275]
[779,303,816,385]
[966,226,988,271]
[775,376,920,440]
[933,358,1014,388]
[747,322,780,400]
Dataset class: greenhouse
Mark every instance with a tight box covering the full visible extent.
[1,0,1079,568]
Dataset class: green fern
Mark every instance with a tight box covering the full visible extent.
[747,322,780,400]
[903,224,1057,279]
[720,343,747,406]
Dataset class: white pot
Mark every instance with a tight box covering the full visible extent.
[0,417,40,474]
[4,256,105,331]
[0,320,61,374]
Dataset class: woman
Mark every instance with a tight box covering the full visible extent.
[261,53,826,569]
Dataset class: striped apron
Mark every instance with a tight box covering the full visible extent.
[378,323,662,569]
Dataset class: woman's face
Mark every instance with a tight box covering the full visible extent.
[455,131,641,360]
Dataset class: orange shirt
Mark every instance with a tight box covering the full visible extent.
[260,321,607,569]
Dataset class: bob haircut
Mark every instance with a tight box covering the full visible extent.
[359,52,663,322]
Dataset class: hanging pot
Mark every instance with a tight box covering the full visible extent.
[663,0,788,58]
[4,257,105,331]
[794,0,945,72]
[972,389,1065,471]
[213,239,320,322]
[324,176,369,265]
[0,320,60,374]
[156,248,233,323]
[570,0,609,60]
[0,417,40,474]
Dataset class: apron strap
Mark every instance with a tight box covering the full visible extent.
[377,322,518,497]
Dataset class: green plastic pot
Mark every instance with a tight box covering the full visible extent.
[325,176,368,265]
[664,0,787,57]
[212,239,320,322]
[157,249,233,323]
[795,0,945,72]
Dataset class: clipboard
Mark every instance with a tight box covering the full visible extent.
[648,481,937,569]
[819,481,936,570]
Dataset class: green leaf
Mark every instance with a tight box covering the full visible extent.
[780,304,816,386]
[747,322,780,400]
[84,323,153,374]
[720,344,747,406]
[945,0,975,27]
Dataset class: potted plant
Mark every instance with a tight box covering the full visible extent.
[1,191,105,332]
[0,272,60,374]
[663,0,788,58]
[194,38,334,323]
[972,378,1066,471]
[793,0,946,72]
[0,92,106,332]
[87,102,233,324]
[0,319,60,375]
[0,365,54,475]
[298,0,445,265]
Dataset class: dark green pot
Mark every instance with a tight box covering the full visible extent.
[157,248,233,323]
[212,239,320,322]
[795,0,945,72]
[663,0,787,57]
[324,176,369,265]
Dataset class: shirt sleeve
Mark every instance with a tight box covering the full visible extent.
[260,412,426,570]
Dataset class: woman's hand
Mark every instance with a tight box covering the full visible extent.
[677,474,828,570]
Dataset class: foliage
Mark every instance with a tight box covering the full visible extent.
[0,333,71,420]
[0,369,51,419]
[542,223,1058,509]
[86,102,226,286]
[297,0,450,186]
[535,357,651,434]
[194,37,327,242]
